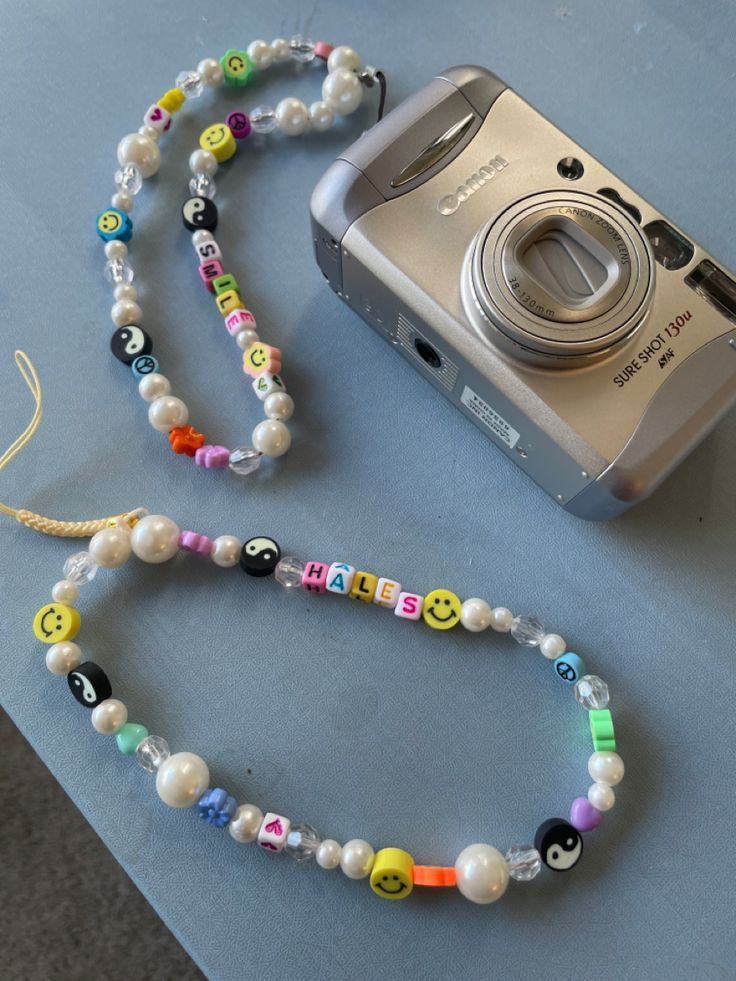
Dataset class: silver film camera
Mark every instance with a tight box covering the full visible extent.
[311,66,736,519]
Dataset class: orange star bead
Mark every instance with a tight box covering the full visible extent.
[168,425,206,457]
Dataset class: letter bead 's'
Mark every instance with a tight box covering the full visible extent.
[67,661,112,708]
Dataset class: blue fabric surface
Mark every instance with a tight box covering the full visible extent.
[2,2,735,978]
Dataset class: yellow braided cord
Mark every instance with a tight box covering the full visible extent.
[0,350,144,537]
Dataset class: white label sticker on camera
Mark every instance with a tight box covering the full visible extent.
[460,386,520,449]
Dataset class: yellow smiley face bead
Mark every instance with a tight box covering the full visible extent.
[370,848,414,900]
[33,603,81,644]
[422,588,462,630]
[219,48,253,87]
[199,123,237,163]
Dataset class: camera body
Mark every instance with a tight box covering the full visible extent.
[310,66,736,519]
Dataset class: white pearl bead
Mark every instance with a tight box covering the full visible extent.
[111,299,142,327]
[322,67,363,115]
[339,839,374,879]
[155,752,209,808]
[104,240,127,259]
[148,395,188,433]
[138,373,171,402]
[263,391,294,421]
[235,328,259,350]
[270,37,290,62]
[117,132,161,178]
[252,419,291,457]
[588,751,625,786]
[455,844,509,904]
[46,641,82,675]
[316,839,342,870]
[131,514,180,564]
[89,526,132,568]
[138,124,161,143]
[327,45,361,73]
[51,579,78,604]
[197,57,224,87]
[539,633,566,660]
[460,597,492,632]
[228,804,263,842]
[490,607,513,632]
[91,698,128,735]
[275,97,310,136]
[309,100,334,132]
[247,39,273,70]
[588,781,616,812]
[191,229,214,247]
[189,149,218,176]
[113,284,137,302]
[211,535,242,568]
[111,191,133,213]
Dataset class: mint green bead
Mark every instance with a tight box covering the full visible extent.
[213,273,239,296]
[116,723,149,756]
[589,709,616,752]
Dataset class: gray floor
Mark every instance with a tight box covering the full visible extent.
[0,711,205,981]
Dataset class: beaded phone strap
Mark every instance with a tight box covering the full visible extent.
[99,39,385,476]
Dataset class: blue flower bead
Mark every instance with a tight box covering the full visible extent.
[197,787,237,827]
[96,207,133,242]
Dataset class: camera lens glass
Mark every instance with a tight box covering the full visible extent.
[414,338,442,368]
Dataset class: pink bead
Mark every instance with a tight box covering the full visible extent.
[224,308,257,336]
[178,531,214,557]
[314,41,334,60]
[199,260,224,292]
[195,445,230,469]
[302,561,329,593]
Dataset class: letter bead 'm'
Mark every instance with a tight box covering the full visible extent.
[257,812,290,852]
[373,577,401,609]
[143,103,172,133]
[395,592,423,621]
[350,571,378,603]
[225,308,257,336]
[252,372,286,400]
[243,342,281,377]
[33,603,81,644]
[212,273,240,296]
[302,561,328,593]
[589,709,616,752]
[326,562,356,595]
[199,260,224,291]
[370,847,414,900]
[215,289,244,317]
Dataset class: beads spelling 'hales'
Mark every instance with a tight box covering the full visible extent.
[240,536,281,577]
[258,812,290,852]
[67,661,112,708]
[373,578,401,609]
[302,561,329,593]
[422,588,461,630]
[394,592,423,621]
[182,196,218,232]
[326,563,355,595]
[575,675,610,710]
[370,848,414,900]
[33,603,81,644]
[350,571,378,602]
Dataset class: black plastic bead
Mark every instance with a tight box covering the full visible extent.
[240,536,281,577]
[110,325,153,365]
[67,661,112,708]
[534,818,583,871]
[182,196,218,232]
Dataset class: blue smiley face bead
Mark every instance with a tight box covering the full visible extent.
[96,207,133,242]
[554,652,586,684]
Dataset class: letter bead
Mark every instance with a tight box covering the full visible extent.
[257,812,290,852]
[195,239,223,263]
[395,592,423,621]
[199,122,237,162]
[216,289,244,317]
[350,572,378,603]
[252,372,286,401]
[326,562,356,595]
[243,343,282,377]
[33,602,81,644]
[199,260,224,291]
[212,273,240,296]
[225,308,257,336]
[143,103,172,133]
[373,577,401,609]
[302,561,329,593]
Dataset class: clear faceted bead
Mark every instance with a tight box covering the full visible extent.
[285,824,321,862]
[289,35,315,62]
[228,447,262,475]
[505,845,541,881]
[114,163,142,196]
[175,70,204,99]
[275,556,306,589]
[103,257,134,285]
[574,674,610,710]
[188,173,216,199]
[510,615,545,646]
[135,735,170,772]
[250,105,277,134]
[63,551,98,585]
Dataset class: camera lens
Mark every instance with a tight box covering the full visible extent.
[414,338,442,368]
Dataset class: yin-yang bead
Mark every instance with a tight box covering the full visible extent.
[67,661,113,709]
[239,536,281,577]
[534,819,583,871]
[110,325,153,365]
[182,196,218,232]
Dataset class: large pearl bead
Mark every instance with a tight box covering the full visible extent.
[117,132,161,179]
[339,839,374,879]
[455,843,509,904]
[322,68,363,116]
[275,97,310,136]
[588,751,624,786]
[460,598,492,631]
[89,526,132,568]
[252,419,291,457]
[131,515,180,563]
[156,752,210,808]
[148,395,188,432]
[327,45,361,73]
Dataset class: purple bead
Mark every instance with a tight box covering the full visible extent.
[570,796,603,832]
[195,444,230,469]
[226,111,251,139]
[178,530,213,557]
[197,788,237,827]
